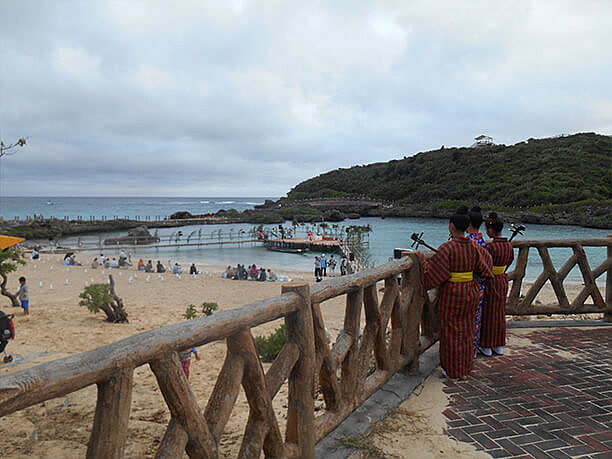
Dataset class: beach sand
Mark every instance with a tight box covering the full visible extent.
[0,254,598,457]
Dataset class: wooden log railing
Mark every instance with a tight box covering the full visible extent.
[0,254,439,458]
[506,236,611,318]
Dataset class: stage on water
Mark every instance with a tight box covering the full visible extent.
[263,237,341,254]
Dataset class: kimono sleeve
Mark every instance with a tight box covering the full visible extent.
[476,244,494,279]
[423,244,451,290]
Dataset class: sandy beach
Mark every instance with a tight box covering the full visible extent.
[0,253,598,458]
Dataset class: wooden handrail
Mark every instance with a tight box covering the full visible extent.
[511,237,611,248]
[0,292,301,417]
[506,236,611,315]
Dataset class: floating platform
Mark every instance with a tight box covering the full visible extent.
[264,238,341,254]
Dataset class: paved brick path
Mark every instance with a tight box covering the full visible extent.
[442,327,611,458]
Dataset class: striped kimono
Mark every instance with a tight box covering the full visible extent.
[424,237,493,378]
[481,237,514,348]
[468,232,488,357]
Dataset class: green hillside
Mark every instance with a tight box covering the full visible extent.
[287,133,611,207]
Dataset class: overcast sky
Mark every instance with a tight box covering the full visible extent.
[1,1,610,197]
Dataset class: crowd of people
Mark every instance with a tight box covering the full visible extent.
[222,264,280,282]
[416,205,513,380]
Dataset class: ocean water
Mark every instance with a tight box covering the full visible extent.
[0,196,272,220]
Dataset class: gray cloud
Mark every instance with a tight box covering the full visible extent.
[1,0,610,197]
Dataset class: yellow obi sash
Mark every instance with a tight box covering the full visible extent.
[493,265,507,275]
[449,271,473,282]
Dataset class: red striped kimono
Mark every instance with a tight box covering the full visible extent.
[424,237,493,378]
[481,237,514,348]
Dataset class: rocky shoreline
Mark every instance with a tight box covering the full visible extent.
[3,198,609,240]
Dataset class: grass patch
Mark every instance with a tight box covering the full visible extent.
[254,325,286,362]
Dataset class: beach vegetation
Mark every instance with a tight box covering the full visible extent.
[0,248,26,307]
[201,302,218,316]
[184,304,198,319]
[79,275,128,323]
[254,324,287,362]
[184,302,218,319]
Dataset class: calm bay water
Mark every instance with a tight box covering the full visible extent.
[5,197,609,282]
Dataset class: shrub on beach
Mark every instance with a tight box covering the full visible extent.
[184,304,198,320]
[254,325,286,362]
[79,276,128,323]
[184,302,218,319]
[201,302,218,316]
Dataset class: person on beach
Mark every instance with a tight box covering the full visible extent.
[179,348,200,379]
[99,254,105,266]
[156,261,166,273]
[16,277,30,316]
[328,255,336,276]
[480,213,514,356]
[111,258,118,269]
[267,269,277,281]
[173,263,183,275]
[416,206,493,379]
[257,267,267,281]
[31,248,39,260]
[340,257,347,276]
[466,206,492,357]
[138,258,145,271]
[145,260,154,273]
[91,258,98,269]
[119,250,129,267]
[189,263,198,275]
[314,257,321,281]
[320,255,327,276]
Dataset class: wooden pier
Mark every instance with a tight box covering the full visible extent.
[263,237,342,254]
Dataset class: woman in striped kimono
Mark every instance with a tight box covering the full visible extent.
[418,206,493,379]
[467,206,489,357]
[480,212,514,356]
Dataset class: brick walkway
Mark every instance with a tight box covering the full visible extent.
[442,327,612,458]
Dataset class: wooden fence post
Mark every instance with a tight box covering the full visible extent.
[86,367,134,459]
[150,352,217,458]
[606,236,612,323]
[283,283,316,459]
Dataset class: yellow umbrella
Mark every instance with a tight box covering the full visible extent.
[0,235,26,251]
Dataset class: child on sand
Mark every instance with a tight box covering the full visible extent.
[16,277,29,316]
[179,348,200,378]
